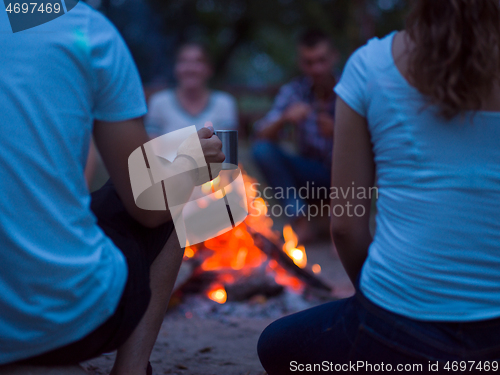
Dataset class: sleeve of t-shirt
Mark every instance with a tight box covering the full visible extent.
[88,11,147,122]
[334,45,369,117]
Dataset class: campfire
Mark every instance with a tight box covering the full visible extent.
[174,168,331,306]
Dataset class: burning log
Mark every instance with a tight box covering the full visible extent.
[173,169,333,305]
[172,248,214,294]
[179,270,219,294]
[177,263,285,302]
[225,272,284,302]
[248,226,332,292]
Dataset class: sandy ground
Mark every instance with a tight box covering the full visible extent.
[82,241,353,375]
[83,316,272,375]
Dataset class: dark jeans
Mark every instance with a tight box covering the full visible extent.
[258,284,500,374]
[252,140,331,217]
[18,180,175,365]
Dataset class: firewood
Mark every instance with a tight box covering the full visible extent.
[225,274,284,301]
[247,226,332,292]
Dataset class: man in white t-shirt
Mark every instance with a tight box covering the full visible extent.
[0,2,223,374]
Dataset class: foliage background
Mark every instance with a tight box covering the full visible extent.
[84,0,410,87]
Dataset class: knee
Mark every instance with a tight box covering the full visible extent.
[251,140,279,165]
[257,322,274,372]
[257,319,288,374]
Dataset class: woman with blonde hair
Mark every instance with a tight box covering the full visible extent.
[258,1,500,373]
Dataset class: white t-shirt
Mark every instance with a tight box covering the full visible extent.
[145,89,238,136]
[0,2,147,363]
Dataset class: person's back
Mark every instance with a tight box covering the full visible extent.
[258,1,500,373]
[0,3,144,363]
[336,29,500,320]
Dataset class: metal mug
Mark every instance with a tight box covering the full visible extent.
[215,130,238,170]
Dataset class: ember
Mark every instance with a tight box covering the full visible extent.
[312,264,322,274]
[207,285,227,304]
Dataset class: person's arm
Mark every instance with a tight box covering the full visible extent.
[93,118,223,228]
[257,116,286,140]
[84,139,99,188]
[255,83,311,140]
[87,12,225,228]
[258,103,311,140]
[330,97,375,285]
[317,111,335,138]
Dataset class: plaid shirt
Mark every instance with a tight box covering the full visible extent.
[255,76,335,166]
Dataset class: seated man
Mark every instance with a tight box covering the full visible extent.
[252,29,339,242]
[0,3,223,375]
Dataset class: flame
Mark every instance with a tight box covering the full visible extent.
[184,246,195,259]
[201,181,212,195]
[190,167,308,298]
[283,224,298,245]
[282,225,307,268]
[231,247,248,270]
[201,223,267,271]
[214,189,225,200]
[251,197,267,216]
[212,175,221,188]
[207,285,227,304]
[201,175,221,195]
[268,260,303,292]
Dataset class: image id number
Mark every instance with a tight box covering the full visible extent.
[6,2,62,14]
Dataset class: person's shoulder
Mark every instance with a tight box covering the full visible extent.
[284,76,307,88]
[366,31,396,55]
[150,88,174,99]
[65,1,94,17]
[349,31,397,67]
[365,31,396,48]
[211,90,237,106]
[50,1,99,31]
[148,89,175,105]
[274,76,308,96]
[71,2,108,25]
[81,2,125,39]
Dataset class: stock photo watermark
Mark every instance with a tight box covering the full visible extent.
[128,126,248,248]
[3,0,79,33]
[249,182,378,220]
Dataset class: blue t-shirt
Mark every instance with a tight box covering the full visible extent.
[0,2,147,364]
[335,31,500,321]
